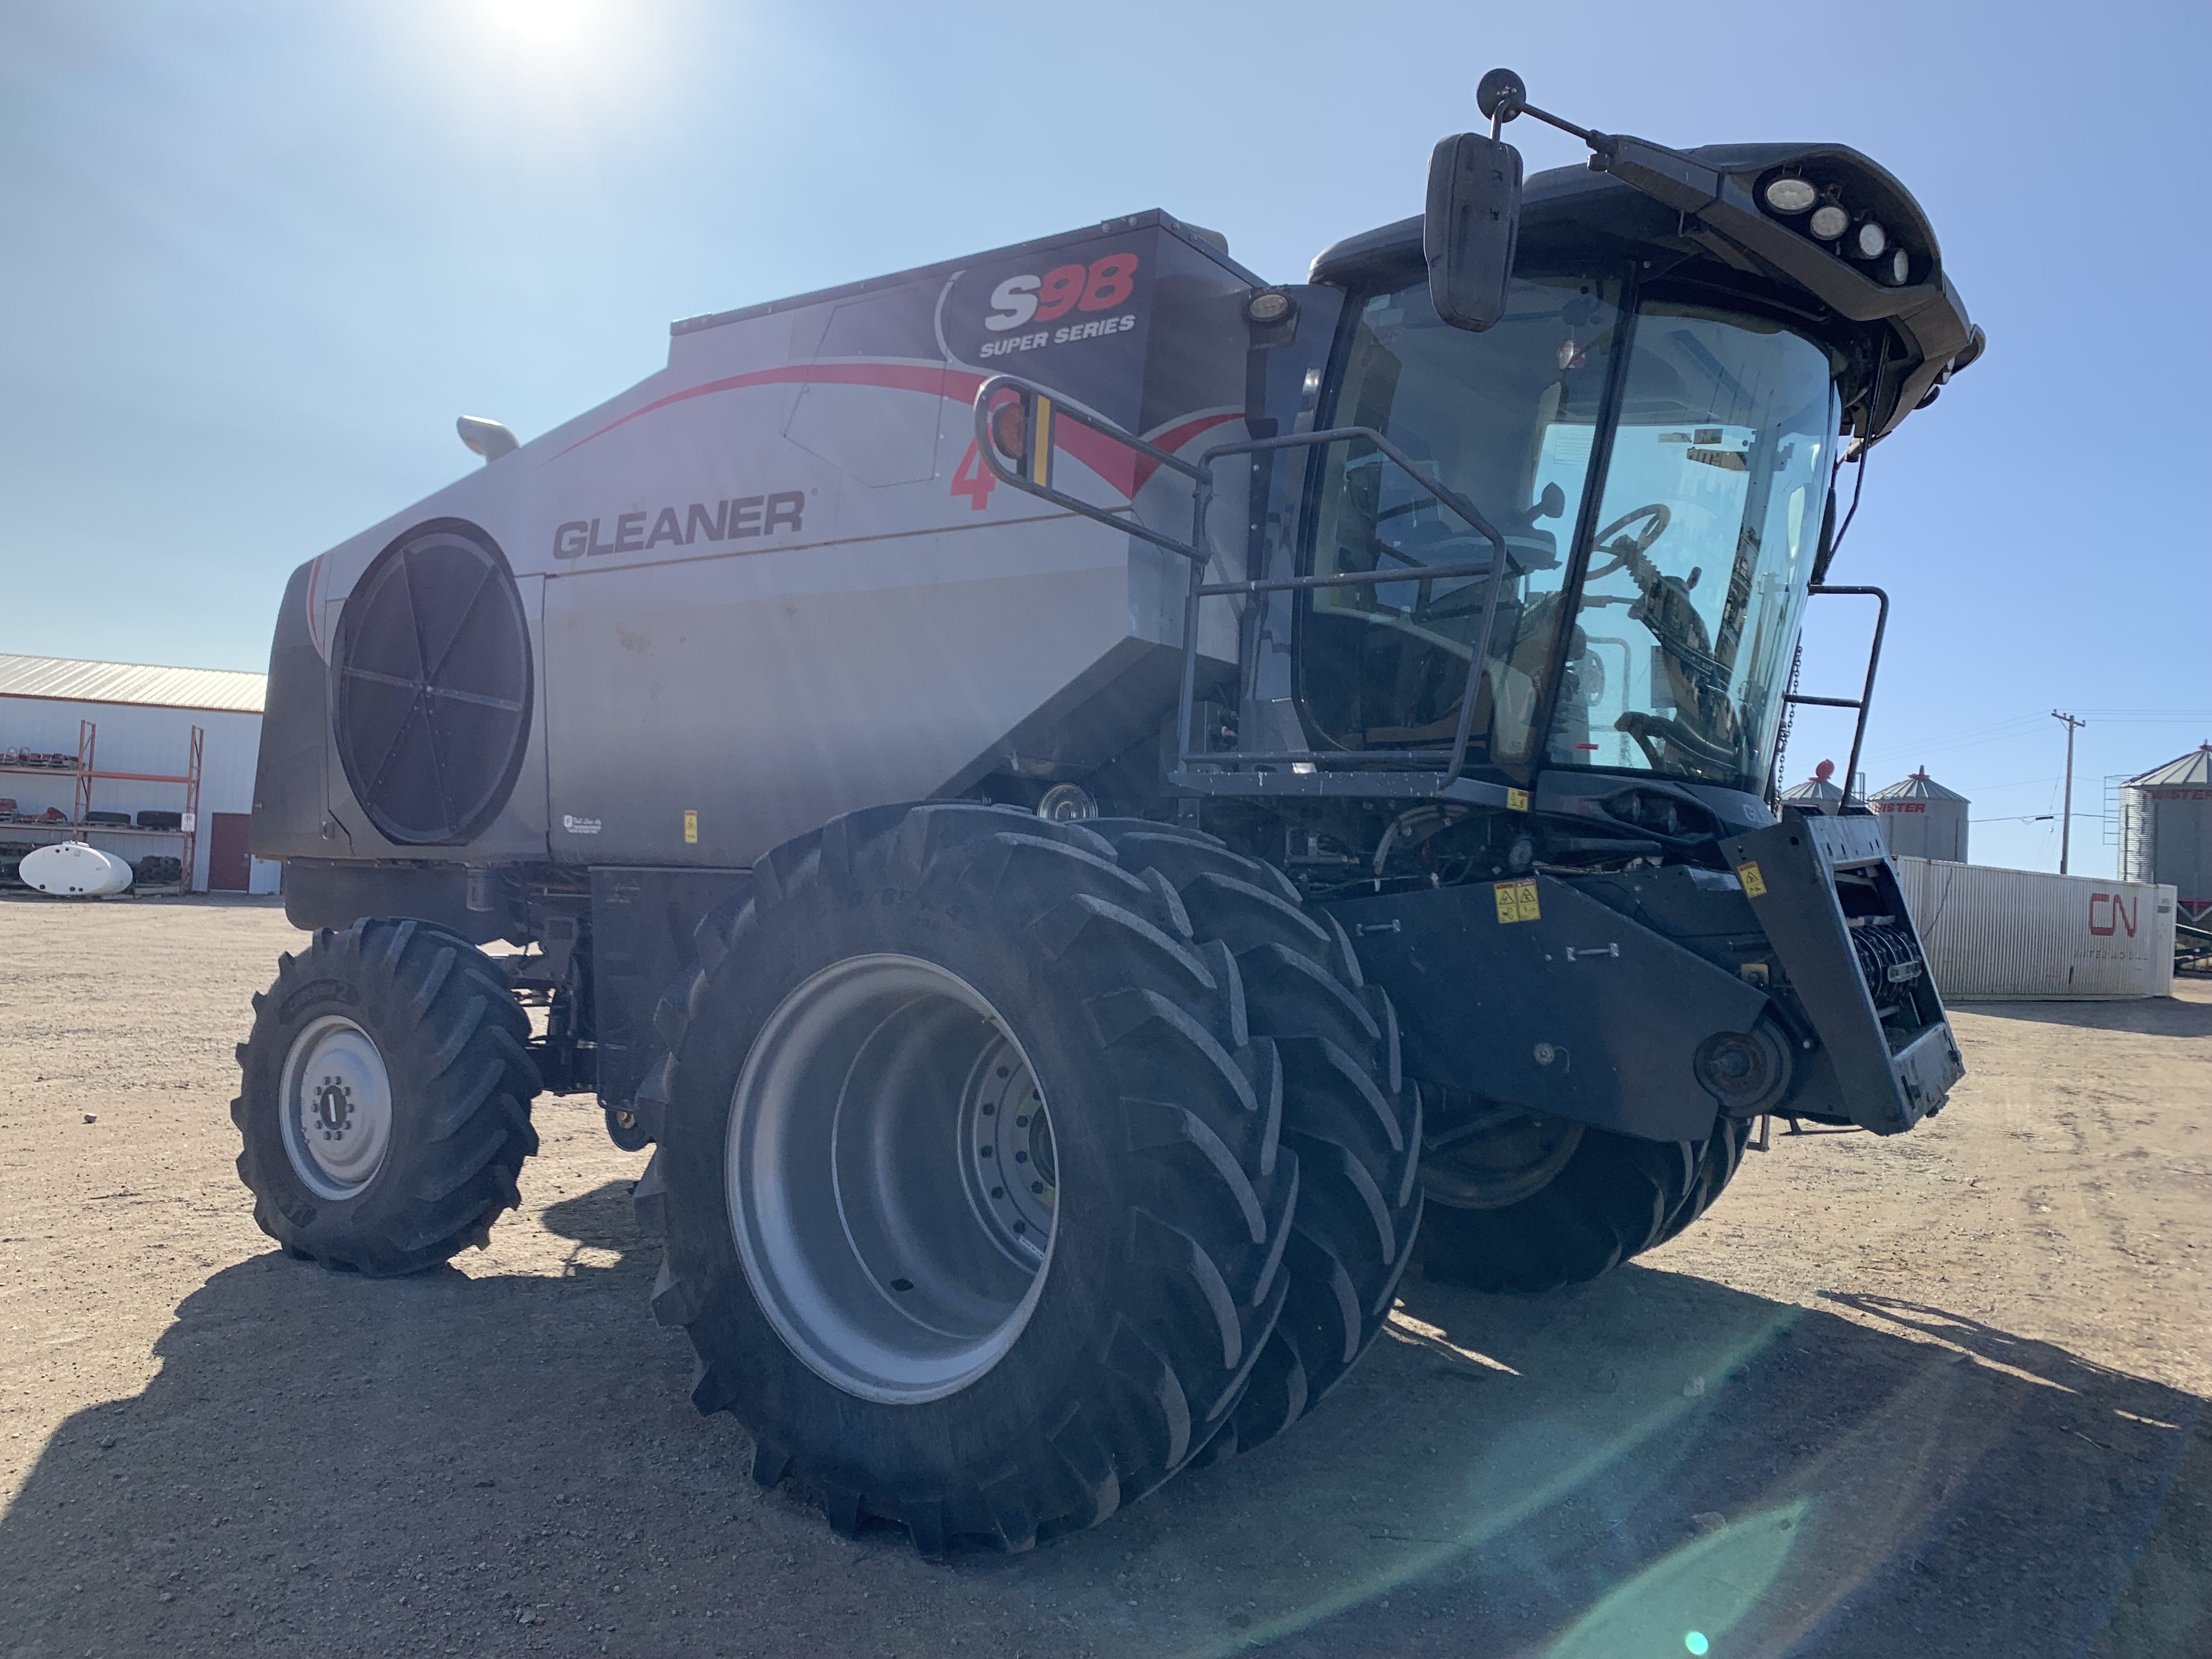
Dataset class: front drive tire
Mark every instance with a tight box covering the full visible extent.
[637,804,1297,1554]
[232,918,541,1276]
[1085,821,1422,1459]
[1417,1109,1751,1295]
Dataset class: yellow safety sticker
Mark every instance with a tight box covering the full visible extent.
[1736,861,1766,898]
[684,809,699,846]
[1494,877,1541,924]
[1505,787,1530,812]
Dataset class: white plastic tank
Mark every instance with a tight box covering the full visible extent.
[1872,767,1969,861]
[19,840,133,896]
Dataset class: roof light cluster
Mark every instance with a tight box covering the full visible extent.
[1760,172,1913,286]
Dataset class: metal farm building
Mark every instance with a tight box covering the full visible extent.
[0,654,273,894]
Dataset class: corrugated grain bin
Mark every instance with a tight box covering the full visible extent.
[1872,768,1968,861]
[1893,857,2176,1000]
[2118,743,2212,927]
[1780,768,1845,812]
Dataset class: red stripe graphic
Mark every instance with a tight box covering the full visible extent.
[556,362,1242,501]
[556,362,977,456]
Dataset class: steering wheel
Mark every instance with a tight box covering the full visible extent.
[1583,504,1672,583]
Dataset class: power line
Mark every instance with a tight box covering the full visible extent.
[2052,710,2086,875]
[1860,709,2212,769]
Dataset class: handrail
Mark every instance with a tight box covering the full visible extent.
[970,375,1210,564]
[1784,584,1888,806]
[967,375,1515,792]
[1179,426,1510,791]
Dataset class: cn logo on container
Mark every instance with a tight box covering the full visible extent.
[2089,891,2138,937]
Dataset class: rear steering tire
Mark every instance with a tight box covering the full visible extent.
[231,918,541,1276]
[639,804,1298,1554]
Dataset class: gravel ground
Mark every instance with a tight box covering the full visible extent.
[1,894,2206,1658]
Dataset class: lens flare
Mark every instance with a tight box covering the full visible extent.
[1540,1500,1807,1658]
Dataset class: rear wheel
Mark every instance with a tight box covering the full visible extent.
[639,804,1296,1553]
[232,918,540,1275]
[1416,1094,1746,1294]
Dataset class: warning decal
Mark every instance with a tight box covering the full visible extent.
[1494,878,1541,924]
[1737,861,1767,898]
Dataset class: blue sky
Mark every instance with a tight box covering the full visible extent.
[2,0,2205,874]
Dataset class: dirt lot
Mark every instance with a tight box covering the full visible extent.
[1,895,2206,1658]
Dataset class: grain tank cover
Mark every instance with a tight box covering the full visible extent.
[1872,768,1968,862]
[2119,743,2212,925]
[250,211,1261,872]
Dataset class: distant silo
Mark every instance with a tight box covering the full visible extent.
[1872,768,1970,862]
[1780,759,1846,813]
[2119,744,2212,926]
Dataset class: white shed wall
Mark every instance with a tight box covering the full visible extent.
[1894,857,2176,1001]
[0,694,262,892]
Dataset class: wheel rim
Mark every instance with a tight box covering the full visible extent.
[1421,1112,1584,1210]
[278,1015,394,1200]
[727,955,1060,1405]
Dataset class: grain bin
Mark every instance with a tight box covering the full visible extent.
[2119,744,2212,926]
[1872,768,1968,861]
[1780,760,1846,812]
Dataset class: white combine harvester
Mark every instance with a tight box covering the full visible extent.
[231,72,1982,1552]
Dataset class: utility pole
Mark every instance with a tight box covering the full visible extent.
[2052,709,2086,874]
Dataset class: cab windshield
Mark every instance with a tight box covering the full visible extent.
[1298,274,1841,793]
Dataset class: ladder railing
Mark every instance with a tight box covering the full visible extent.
[1781,584,1889,807]
[971,374,1514,793]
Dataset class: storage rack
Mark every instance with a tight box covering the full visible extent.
[1,718,205,894]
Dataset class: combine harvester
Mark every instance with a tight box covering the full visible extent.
[234,72,1982,1551]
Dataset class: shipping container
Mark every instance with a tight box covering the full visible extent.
[1893,857,2176,1000]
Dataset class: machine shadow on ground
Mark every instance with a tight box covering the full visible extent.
[1950,991,2212,1039]
[1,1180,2204,1659]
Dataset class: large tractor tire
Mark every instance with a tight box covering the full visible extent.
[637,804,1297,1554]
[1653,1116,1756,1248]
[1417,1108,1751,1295]
[1085,820,1421,1459]
[232,918,541,1276]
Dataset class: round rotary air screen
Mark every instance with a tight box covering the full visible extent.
[333,523,533,847]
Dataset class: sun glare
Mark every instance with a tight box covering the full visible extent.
[474,0,603,54]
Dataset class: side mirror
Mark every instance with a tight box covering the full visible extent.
[1424,132,1522,332]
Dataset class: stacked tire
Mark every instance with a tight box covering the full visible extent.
[635,804,1420,1553]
